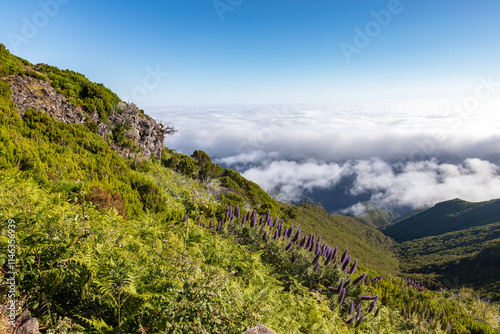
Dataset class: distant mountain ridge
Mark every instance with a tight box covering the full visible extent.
[383,198,500,242]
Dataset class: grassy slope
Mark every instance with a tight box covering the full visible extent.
[288,203,400,274]
[384,198,500,242]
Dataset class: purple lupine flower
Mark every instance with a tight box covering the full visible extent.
[291,229,300,242]
[272,216,279,228]
[266,215,272,226]
[349,259,358,275]
[287,226,293,238]
[285,241,294,251]
[251,213,258,228]
[298,236,306,248]
[340,248,348,263]
[337,278,344,292]
[312,253,321,266]
[344,277,352,288]
[342,256,351,272]
[273,229,279,241]
[313,261,320,272]
[241,214,247,226]
[324,253,332,266]
[349,301,354,315]
[291,252,296,264]
[265,209,271,222]
[354,314,364,328]
[358,295,378,301]
[209,218,214,228]
[338,288,346,304]
[234,205,240,218]
[353,272,367,286]
[226,206,232,220]
[345,317,355,325]
[216,220,222,232]
[315,246,321,257]
[331,246,338,262]
[259,220,266,232]
[355,299,361,311]
[368,300,377,314]
[308,238,315,252]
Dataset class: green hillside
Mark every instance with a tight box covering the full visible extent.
[354,202,401,229]
[384,198,500,242]
[1,44,499,333]
[287,203,400,274]
[398,221,500,299]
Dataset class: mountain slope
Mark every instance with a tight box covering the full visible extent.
[384,198,500,242]
[287,203,400,274]
[353,201,401,229]
[398,220,500,299]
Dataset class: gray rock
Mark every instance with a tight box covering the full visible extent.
[14,310,39,334]
[10,75,169,160]
[17,318,39,334]
[242,324,277,334]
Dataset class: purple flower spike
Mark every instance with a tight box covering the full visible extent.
[291,252,296,264]
[340,248,348,263]
[358,295,378,301]
[368,300,376,314]
[342,256,351,272]
[349,301,354,315]
[273,229,279,241]
[337,278,344,292]
[338,288,346,304]
[285,241,294,251]
[234,205,240,218]
[349,259,358,275]
[331,246,338,261]
[354,314,364,328]
[313,261,320,272]
[353,272,367,286]
[345,317,355,325]
[308,240,315,253]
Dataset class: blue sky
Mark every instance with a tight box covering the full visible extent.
[1,0,500,105]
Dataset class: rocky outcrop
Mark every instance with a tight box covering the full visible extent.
[10,75,167,159]
[242,324,277,334]
[15,310,39,334]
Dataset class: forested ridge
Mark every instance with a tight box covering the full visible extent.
[1,44,499,333]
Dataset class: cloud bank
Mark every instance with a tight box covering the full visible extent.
[149,98,500,212]
[240,157,500,210]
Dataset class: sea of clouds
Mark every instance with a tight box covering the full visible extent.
[148,98,500,214]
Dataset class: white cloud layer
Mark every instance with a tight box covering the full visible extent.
[148,98,500,211]
[241,158,500,210]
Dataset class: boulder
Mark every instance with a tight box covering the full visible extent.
[242,323,277,334]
